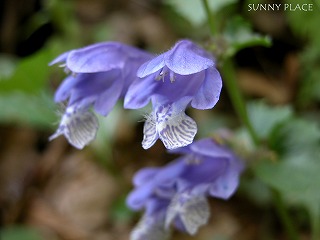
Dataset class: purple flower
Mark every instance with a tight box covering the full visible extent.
[126,138,244,237]
[49,42,152,149]
[124,40,222,150]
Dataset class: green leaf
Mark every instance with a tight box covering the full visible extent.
[223,16,272,58]
[165,0,236,26]
[254,118,320,207]
[271,118,320,161]
[254,159,320,206]
[247,101,293,139]
[0,225,43,240]
[0,49,54,94]
[0,91,57,129]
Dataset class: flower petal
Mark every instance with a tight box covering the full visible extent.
[137,54,166,78]
[126,182,155,210]
[165,40,214,75]
[124,75,155,109]
[64,71,123,116]
[67,42,127,73]
[142,113,159,149]
[209,157,244,199]
[165,193,210,235]
[49,107,98,149]
[189,138,232,158]
[191,68,222,109]
[54,75,79,102]
[131,213,170,240]
[153,157,185,185]
[133,167,160,187]
[157,111,197,150]
[93,72,124,116]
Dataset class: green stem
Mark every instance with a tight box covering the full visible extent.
[310,203,320,240]
[201,0,217,35]
[272,190,299,240]
[201,0,259,145]
[202,1,299,239]
[220,58,259,145]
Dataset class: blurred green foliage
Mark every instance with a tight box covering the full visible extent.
[0,49,53,93]
[165,0,237,26]
[285,0,320,106]
[0,226,43,240]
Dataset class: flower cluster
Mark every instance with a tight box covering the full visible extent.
[127,138,244,239]
[49,40,244,240]
[50,40,222,150]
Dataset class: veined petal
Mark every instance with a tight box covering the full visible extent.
[165,193,210,235]
[157,111,197,150]
[165,40,214,75]
[49,107,98,149]
[131,213,170,240]
[142,113,159,149]
[191,68,222,109]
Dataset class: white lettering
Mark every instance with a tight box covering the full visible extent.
[284,3,289,11]
[275,4,281,11]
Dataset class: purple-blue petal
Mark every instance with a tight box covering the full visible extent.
[126,182,155,210]
[165,40,214,75]
[154,156,186,185]
[137,54,166,78]
[54,75,79,102]
[188,138,232,158]
[150,72,204,105]
[66,70,123,116]
[66,42,126,73]
[133,167,160,187]
[124,74,156,109]
[191,68,222,109]
[180,156,228,186]
[208,165,241,199]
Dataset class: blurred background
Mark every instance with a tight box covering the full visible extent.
[0,0,319,239]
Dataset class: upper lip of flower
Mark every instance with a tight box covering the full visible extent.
[49,42,153,74]
[137,39,215,78]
